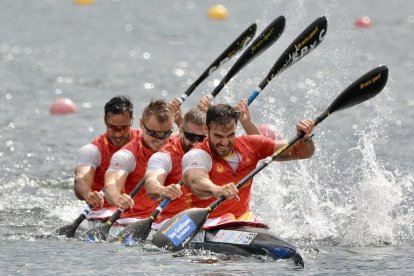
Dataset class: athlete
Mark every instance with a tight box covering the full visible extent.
[182,103,315,219]
[103,99,175,220]
[74,96,137,212]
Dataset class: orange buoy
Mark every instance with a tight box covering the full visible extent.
[74,0,95,5]
[50,98,77,115]
[258,124,283,140]
[354,16,372,28]
[208,4,229,20]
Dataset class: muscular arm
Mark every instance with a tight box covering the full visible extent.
[171,97,183,128]
[184,168,239,200]
[74,165,104,207]
[145,170,183,200]
[103,149,136,210]
[236,99,261,135]
[274,138,315,161]
[104,170,133,209]
[74,165,95,200]
[275,119,316,161]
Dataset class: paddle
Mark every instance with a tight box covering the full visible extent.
[177,23,257,104]
[83,178,145,242]
[55,190,105,238]
[55,24,256,239]
[247,16,327,105]
[113,180,184,245]
[210,16,286,99]
[152,65,389,251]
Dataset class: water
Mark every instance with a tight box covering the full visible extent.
[1,0,413,274]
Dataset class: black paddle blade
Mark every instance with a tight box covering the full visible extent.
[260,16,327,89]
[55,213,86,238]
[114,218,153,245]
[183,23,257,98]
[211,16,285,97]
[83,223,111,242]
[326,65,389,114]
[152,208,209,251]
[55,223,78,238]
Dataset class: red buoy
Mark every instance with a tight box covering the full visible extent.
[50,98,77,115]
[354,16,372,28]
[258,124,283,140]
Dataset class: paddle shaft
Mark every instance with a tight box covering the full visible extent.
[55,190,105,237]
[71,190,103,227]
[105,178,145,226]
[210,16,286,99]
[147,180,184,222]
[247,16,328,105]
[177,23,256,104]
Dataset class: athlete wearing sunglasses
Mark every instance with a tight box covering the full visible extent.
[74,96,137,213]
[142,120,173,140]
[183,130,206,143]
[104,99,176,219]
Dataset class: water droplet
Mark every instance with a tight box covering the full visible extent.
[125,24,133,32]
[82,102,92,108]
[129,50,136,57]
[173,68,185,77]
[143,82,154,89]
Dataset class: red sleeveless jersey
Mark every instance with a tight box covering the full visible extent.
[91,129,139,207]
[118,131,174,219]
[155,136,189,222]
[190,135,275,218]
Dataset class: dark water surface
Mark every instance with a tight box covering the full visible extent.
[1,0,413,274]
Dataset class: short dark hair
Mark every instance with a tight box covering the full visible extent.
[142,99,174,123]
[206,104,240,129]
[183,108,206,128]
[104,96,133,118]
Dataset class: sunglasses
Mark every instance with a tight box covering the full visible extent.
[106,123,131,132]
[142,120,173,140]
[183,130,206,142]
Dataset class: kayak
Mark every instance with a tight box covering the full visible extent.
[83,209,304,267]
[185,224,304,268]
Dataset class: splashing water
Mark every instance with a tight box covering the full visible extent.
[341,128,413,246]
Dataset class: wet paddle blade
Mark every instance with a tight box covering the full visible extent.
[114,218,153,245]
[326,65,388,114]
[152,208,209,251]
[55,213,87,238]
[83,223,111,242]
[55,223,78,238]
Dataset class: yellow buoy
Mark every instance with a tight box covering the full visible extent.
[74,0,96,5]
[208,4,229,20]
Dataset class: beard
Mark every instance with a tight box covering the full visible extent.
[209,139,232,157]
